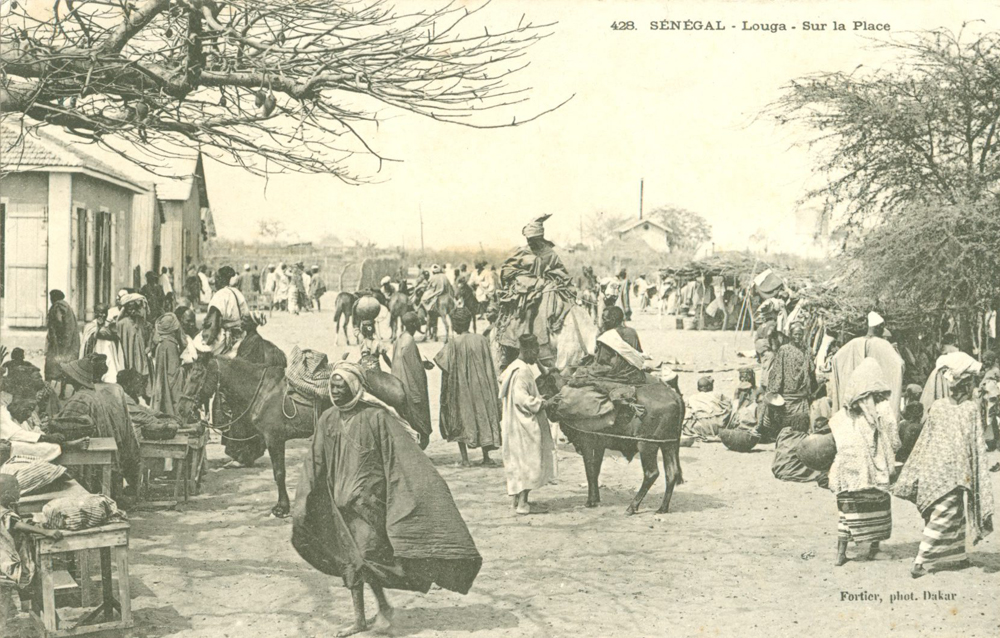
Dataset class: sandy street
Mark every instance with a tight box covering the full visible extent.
[6,307,1000,638]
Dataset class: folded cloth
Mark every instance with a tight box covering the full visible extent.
[286,347,333,400]
[42,494,126,531]
[0,456,67,495]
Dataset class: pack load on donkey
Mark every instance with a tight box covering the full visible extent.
[285,347,421,443]
[495,215,685,514]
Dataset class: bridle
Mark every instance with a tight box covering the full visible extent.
[180,358,268,437]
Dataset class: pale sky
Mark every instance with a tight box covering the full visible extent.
[200,0,1000,251]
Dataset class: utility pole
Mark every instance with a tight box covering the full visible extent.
[579,214,584,245]
[639,178,644,220]
[419,206,425,253]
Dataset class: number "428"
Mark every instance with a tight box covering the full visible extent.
[611,21,636,30]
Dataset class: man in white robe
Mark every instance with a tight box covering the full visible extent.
[499,334,555,515]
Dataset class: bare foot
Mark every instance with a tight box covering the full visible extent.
[459,460,473,468]
[910,565,927,579]
[835,554,848,567]
[337,620,370,637]
[369,610,393,633]
[866,543,880,560]
[477,458,498,467]
[222,460,253,470]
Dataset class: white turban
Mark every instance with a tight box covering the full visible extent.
[867,311,884,328]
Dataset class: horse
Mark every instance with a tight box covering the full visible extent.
[179,354,319,518]
[540,372,685,515]
[333,291,356,345]
[388,289,412,340]
[417,293,454,341]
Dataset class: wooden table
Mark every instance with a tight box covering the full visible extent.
[138,434,193,505]
[31,522,132,637]
[56,438,118,497]
[19,478,91,515]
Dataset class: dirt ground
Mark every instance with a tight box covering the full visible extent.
[5,306,1000,637]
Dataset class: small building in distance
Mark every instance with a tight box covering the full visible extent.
[1,125,147,327]
[617,218,672,252]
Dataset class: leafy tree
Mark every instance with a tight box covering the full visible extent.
[849,199,1000,315]
[646,205,712,249]
[768,27,1000,230]
[583,210,630,245]
[0,0,565,181]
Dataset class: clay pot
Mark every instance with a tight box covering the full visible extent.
[794,432,837,471]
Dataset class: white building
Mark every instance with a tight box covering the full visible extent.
[616,218,672,252]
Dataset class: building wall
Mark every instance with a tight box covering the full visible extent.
[0,172,49,205]
[160,188,203,281]
[70,174,134,319]
[620,225,670,252]
[0,172,50,327]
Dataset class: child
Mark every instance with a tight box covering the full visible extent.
[0,475,62,627]
[357,320,390,372]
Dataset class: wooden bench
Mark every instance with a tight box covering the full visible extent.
[55,438,118,497]
[30,522,132,637]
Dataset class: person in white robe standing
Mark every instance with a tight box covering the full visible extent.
[499,334,555,515]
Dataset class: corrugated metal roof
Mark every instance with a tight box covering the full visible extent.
[0,123,147,191]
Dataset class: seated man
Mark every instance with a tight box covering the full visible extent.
[182,265,250,363]
[704,291,735,330]
[0,401,64,462]
[53,355,141,496]
[683,376,733,441]
[117,370,182,442]
[585,306,646,387]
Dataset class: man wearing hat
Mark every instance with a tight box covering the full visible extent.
[497,214,571,367]
[54,354,141,494]
[81,303,124,383]
[682,376,733,442]
[499,334,555,514]
[390,311,434,449]
[827,311,904,417]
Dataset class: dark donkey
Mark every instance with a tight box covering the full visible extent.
[179,355,320,517]
[541,375,685,514]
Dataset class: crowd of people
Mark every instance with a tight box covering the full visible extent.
[2,215,998,634]
[677,306,996,578]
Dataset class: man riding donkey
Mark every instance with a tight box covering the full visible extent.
[494,215,684,514]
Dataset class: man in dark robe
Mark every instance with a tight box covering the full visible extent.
[54,354,141,496]
[44,290,80,387]
[141,271,166,319]
[589,306,646,386]
[150,313,186,416]
[292,362,481,637]
[499,214,571,368]
[117,294,150,396]
[767,322,815,434]
[391,312,433,449]
[433,308,501,466]
[767,323,826,485]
